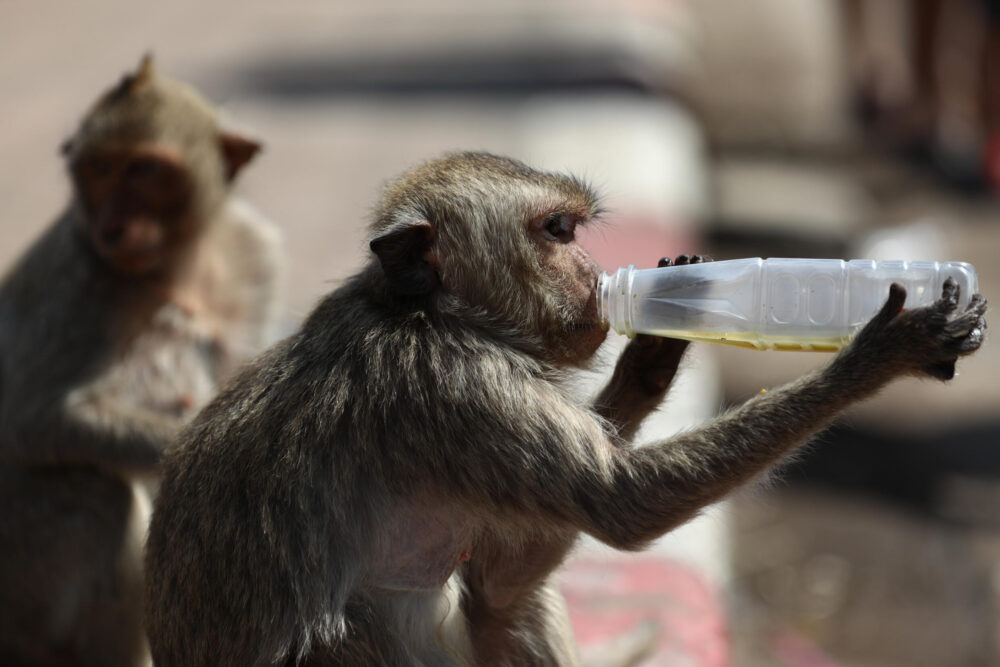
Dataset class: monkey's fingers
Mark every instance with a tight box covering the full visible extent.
[945,293,987,355]
[872,283,908,327]
[658,254,712,269]
[933,277,961,316]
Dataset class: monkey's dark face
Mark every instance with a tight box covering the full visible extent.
[72,143,198,276]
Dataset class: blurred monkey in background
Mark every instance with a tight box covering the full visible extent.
[0,56,283,666]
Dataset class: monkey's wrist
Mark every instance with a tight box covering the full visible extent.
[823,348,898,399]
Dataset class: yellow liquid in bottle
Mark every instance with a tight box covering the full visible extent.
[646,330,849,352]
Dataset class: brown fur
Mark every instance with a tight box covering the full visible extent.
[0,56,283,666]
[145,152,986,666]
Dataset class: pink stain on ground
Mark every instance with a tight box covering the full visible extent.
[770,629,841,667]
[561,554,730,667]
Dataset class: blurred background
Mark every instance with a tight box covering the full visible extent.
[2,0,999,664]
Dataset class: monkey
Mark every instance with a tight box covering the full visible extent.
[143,151,986,666]
[0,56,283,667]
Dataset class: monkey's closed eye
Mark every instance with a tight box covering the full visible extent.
[127,158,167,183]
[78,155,115,181]
[541,213,576,243]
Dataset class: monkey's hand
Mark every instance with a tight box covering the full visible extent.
[1,390,185,475]
[623,255,712,393]
[594,255,711,442]
[837,279,987,384]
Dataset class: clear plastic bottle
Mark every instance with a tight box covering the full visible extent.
[597,258,979,351]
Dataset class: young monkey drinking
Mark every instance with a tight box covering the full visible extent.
[146,152,985,666]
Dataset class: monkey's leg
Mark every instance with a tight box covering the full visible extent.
[0,467,145,667]
[463,574,578,667]
[3,390,184,474]
[76,479,151,667]
[302,591,462,666]
[460,524,579,664]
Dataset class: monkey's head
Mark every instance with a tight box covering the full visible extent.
[370,152,607,366]
[61,55,261,277]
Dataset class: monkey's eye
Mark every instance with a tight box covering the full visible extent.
[78,155,115,181]
[127,158,167,183]
[540,213,576,243]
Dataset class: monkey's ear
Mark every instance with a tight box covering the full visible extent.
[112,54,156,99]
[370,221,440,296]
[219,132,262,181]
[133,54,156,86]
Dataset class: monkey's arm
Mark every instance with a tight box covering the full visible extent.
[592,335,689,442]
[0,388,182,473]
[592,255,707,442]
[453,283,986,553]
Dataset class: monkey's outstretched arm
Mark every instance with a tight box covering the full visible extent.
[452,283,985,552]
[0,389,182,473]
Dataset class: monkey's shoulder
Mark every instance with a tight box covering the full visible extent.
[0,216,113,374]
[184,198,284,344]
[210,198,284,285]
[0,213,95,308]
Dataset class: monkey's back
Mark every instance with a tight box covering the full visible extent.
[145,277,392,665]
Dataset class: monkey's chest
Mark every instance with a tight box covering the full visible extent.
[370,502,476,592]
[104,304,226,418]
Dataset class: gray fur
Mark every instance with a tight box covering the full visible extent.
[0,58,282,667]
[145,152,986,666]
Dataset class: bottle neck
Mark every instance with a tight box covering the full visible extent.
[597,271,610,330]
[597,266,635,337]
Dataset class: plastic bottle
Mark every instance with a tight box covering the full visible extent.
[597,258,979,351]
